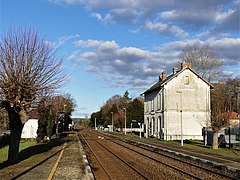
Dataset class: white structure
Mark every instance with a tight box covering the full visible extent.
[142,63,213,141]
[21,119,38,139]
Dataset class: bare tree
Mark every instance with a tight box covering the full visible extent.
[224,78,240,112]
[180,44,223,82]
[211,83,231,149]
[0,27,66,164]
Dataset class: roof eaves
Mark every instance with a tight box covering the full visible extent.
[142,74,175,95]
[185,68,214,88]
[142,67,214,96]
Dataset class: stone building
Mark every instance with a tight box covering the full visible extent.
[142,62,213,140]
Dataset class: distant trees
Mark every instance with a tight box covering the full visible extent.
[127,98,144,127]
[180,44,223,82]
[90,91,144,130]
[224,78,240,113]
[211,83,230,149]
[0,27,66,164]
[36,94,76,142]
[210,78,240,149]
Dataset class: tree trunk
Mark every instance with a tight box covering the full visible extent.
[7,106,24,164]
[212,130,219,149]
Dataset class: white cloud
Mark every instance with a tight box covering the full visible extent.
[207,38,240,64]
[157,39,204,51]
[67,37,239,88]
[92,13,115,24]
[67,38,181,88]
[118,47,149,59]
[74,39,118,50]
[48,0,238,37]
[91,12,102,20]
[207,38,240,49]
[215,9,235,23]
[128,29,139,34]
[47,34,80,49]
[99,40,119,50]
[67,50,79,61]
[114,59,125,65]
[47,0,85,5]
[145,21,188,38]
[160,10,178,19]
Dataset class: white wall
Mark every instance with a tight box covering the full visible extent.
[144,69,211,140]
[21,119,38,139]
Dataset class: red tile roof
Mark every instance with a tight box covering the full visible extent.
[225,111,238,119]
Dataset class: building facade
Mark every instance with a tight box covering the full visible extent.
[142,63,212,140]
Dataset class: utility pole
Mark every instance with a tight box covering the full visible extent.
[123,108,126,135]
[111,112,113,132]
[63,104,66,132]
[177,91,183,146]
[95,118,97,130]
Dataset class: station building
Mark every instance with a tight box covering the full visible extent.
[142,62,213,140]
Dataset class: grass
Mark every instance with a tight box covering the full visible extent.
[152,139,240,158]
[122,132,240,159]
[0,140,37,163]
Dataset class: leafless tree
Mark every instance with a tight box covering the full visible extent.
[180,44,223,82]
[224,78,240,113]
[211,83,231,149]
[0,27,66,164]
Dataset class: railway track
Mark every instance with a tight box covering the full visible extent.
[79,132,148,179]
[80,128,239,179]
[110,137,239,179]
[107,131,240,170]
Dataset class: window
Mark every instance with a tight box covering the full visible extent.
[146,102,149,112]
[158,93,162,110]
[184,76,189,85]
[151,99,154,111]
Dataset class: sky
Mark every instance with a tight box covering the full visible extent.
[0,0,239,118]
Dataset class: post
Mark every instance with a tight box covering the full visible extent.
[229,126,231,149]
[63,104,66,132]
[56,120,59,136]
[239,114,240,142]
[177,91,183,146]
[180,110,183,146]
[49,109,52,138]
[95,118,97,130]
[111,112,113,132]
[123,108,126,135]
[146,120,149,138]
[139,123,142,139]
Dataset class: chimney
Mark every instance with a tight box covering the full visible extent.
[162,71,166,80]
[159,71,167,81]
[173,68,178,74]
[159,76,162,81]
[181,61,192,69]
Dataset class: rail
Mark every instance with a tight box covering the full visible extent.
[79,133,112,179]
[92,130,239,180]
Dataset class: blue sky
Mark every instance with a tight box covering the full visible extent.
[1,0,239,118]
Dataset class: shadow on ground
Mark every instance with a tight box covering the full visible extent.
[183,140,211,149]
[0,134,68,170]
